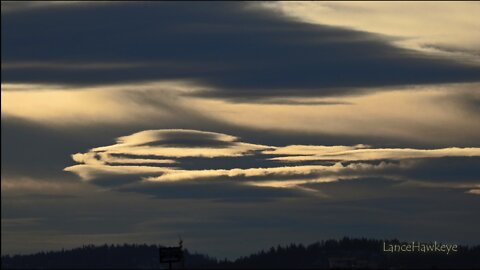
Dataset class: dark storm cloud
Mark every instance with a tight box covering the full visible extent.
[2,2,479,98]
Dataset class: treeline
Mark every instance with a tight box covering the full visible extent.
[2,238,479,269]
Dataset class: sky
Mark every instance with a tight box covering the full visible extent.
[1,1,480,258]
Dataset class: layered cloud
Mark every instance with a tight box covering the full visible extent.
[0,81,207,125]
[65,129,480,196]
[261,2,480,63]
[3,2,480,257]
[188,83,480,146]
[3,82,480,147]
[267,146,480,162]
[90,129,270,158]
[2,2,479,98]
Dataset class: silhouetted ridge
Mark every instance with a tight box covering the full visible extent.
[2,238,479,269]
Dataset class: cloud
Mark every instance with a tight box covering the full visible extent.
[3,81,479,147]
[467,189,480,195]
[1,1,88,14]
[187,83,480,146]
[261,2,480,63]
[0,81,209,125]
[268,146,480,162]
[3,2,480,257]
[64,129,270,181]
[90,129,271,158]
[2,2,480,98]
[64,129,480,197]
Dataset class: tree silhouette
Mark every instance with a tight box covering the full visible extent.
[2,238,479,269]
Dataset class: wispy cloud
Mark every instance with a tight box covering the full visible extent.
[261,2,480,63]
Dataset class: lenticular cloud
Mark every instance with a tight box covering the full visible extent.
[65,129,480,194]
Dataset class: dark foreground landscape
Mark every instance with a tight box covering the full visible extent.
[2,238,479,269]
